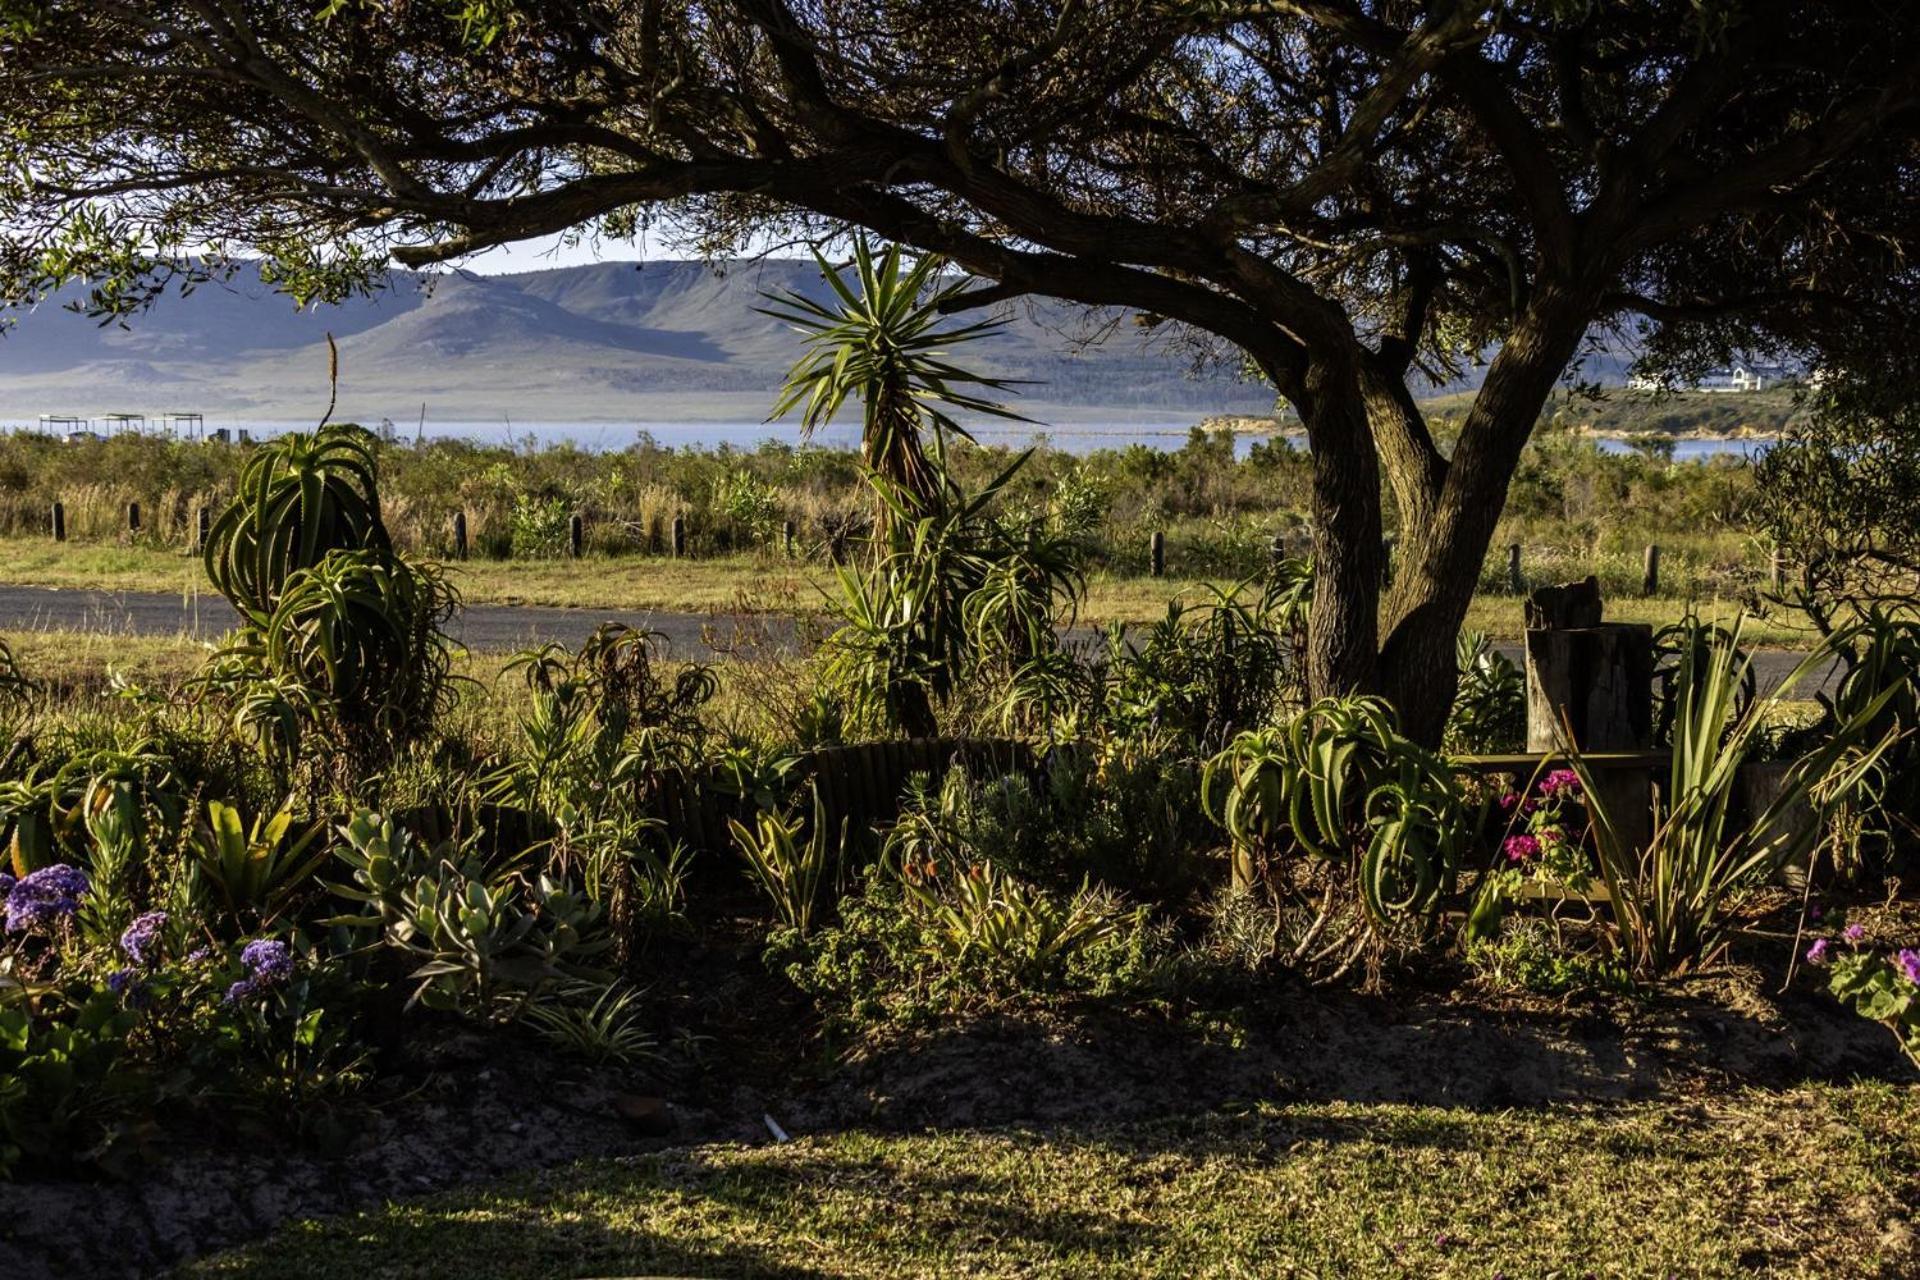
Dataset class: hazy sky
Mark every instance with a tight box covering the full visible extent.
[455,232,631,274]
[459,229,803,274]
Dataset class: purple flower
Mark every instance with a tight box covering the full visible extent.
[1498,791,1521,811]
[185,946,213,965]
[120,910,168,967]
[1843,923,1867,944]
[225,939,294,1004]
[240,939,293,983]
[1805,937,1831,964]
[1897,949,1920,987]
[107,967,136,998]
[0,872,13,897]
[1538,769,1583,799]
[5,863,90,934]
[1809,903,1824,922]
[1501,834,1541,863]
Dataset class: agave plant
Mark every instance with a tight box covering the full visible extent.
[761,237,1027,542]
[1571,616,1899,976]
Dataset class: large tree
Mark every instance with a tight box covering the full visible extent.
[6,1,1920,741]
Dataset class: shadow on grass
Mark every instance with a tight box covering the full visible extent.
[780,976,1917,1134]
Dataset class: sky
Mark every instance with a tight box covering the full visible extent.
[458,229,805,274]
[459,231,640,274]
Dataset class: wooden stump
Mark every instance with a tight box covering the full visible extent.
[1524,578,1655,853]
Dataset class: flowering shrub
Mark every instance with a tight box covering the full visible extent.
[1464,769,1593,944]
[226,938,295,1004]
[1808,931,1920,1066]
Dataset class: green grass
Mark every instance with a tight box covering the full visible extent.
[0,537,1815,645]
[181,1084,1918,1279]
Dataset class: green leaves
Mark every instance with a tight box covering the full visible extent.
[1574,614,1900,976]
[1203,695,1466,928]
[189,799,327,931]
[204,423,389,623]
[199,423,457,781]
[728,788,843,938]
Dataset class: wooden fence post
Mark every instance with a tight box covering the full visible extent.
[672,515,688,558]
[1770,547,1786,593]
[51,501,65,543]
[452,511,468,561]
[196,506,211,552]
[783,518,797,557]
[568,513,584,559]
[1507,543,1523,594]
[1149,530,1166,578]
[1641,544,1660,597]
[127,501,141,534]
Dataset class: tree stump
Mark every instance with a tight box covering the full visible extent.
[1524,576,1654,853]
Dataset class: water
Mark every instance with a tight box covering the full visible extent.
[4,415,1776,461]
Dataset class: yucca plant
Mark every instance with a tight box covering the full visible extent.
[1571,616,1899,976]
[761,236,1027,543]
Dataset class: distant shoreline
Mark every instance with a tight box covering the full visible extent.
[1194,413,1782,444]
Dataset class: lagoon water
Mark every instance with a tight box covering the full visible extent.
[4,415,1774,461]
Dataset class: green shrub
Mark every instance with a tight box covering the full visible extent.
[772,860,1169,1031]
[1464,920,1633,998]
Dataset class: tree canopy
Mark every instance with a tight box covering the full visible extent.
[5,0,1919,739]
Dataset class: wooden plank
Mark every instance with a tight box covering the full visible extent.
[1452,750,1668,773]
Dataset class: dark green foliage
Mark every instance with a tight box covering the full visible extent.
[1103,575,1304,751]
[1445,632,1525,754]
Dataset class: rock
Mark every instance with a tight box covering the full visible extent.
[612,1093,675,1136]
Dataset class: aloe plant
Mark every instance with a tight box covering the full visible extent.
[1203,695,1466,929]
[204,423,389,622]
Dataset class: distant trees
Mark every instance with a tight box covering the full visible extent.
[7,2,1920,740]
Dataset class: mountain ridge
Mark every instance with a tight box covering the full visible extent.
[0,259,1288,423]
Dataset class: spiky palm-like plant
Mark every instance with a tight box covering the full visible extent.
[760,237,1026,542]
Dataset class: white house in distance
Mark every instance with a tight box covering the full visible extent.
[1627,361,1796,393]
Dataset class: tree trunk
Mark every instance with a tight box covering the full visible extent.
[1298,359,1386,702]
[1375,282,1601,745]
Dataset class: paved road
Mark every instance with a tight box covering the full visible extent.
[0,584,1842,694]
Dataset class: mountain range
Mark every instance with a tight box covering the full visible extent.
[0,259,1304,425]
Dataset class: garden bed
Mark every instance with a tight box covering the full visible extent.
[6,933,1913,1280]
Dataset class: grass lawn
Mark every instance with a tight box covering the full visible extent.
[182,1085,1919,1279]
[0,537,1820,645]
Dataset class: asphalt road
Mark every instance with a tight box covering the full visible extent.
[0,584,1842,695]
